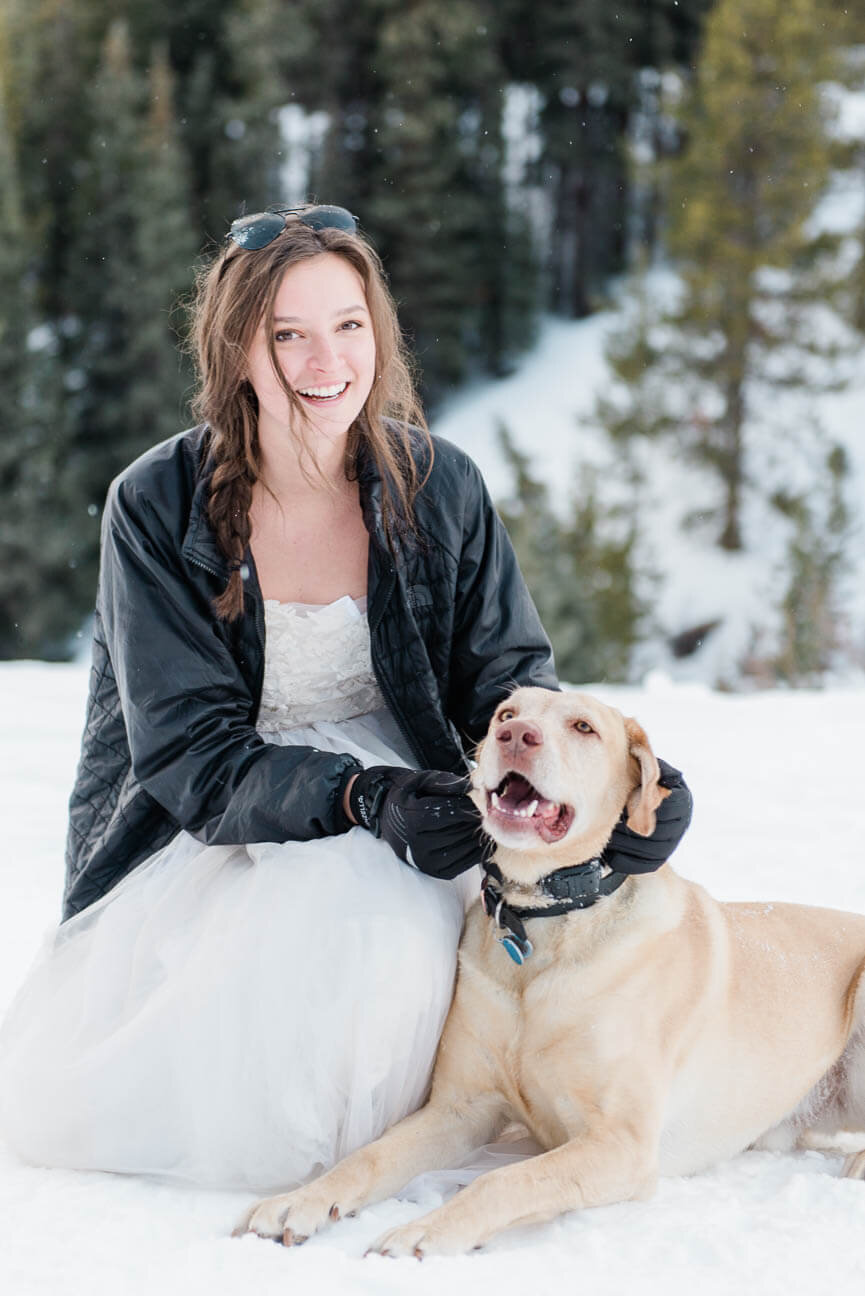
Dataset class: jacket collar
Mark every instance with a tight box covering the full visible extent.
[180,433,225,575]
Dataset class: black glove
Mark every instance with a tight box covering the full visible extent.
[601,759,693,875]
[347,766,490,880]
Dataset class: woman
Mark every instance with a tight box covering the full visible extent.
[0,205,691,1192]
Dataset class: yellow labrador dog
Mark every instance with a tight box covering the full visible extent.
[236,687,865,1255]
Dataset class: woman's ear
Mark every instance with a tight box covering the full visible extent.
[623,717,670,837]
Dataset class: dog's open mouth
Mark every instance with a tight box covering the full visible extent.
[485,773,575,843]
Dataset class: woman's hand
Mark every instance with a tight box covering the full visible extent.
[346,767,489,880]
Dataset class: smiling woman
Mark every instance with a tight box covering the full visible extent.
[246,256,376,447]
[244,254,378,605]
[190,207,428,621]
[0,204,691,1197]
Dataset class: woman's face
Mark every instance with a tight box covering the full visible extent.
[246,252,377,450]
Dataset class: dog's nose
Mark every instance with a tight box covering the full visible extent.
[496,719,543,750]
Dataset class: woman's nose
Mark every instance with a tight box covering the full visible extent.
[308,333,341,371]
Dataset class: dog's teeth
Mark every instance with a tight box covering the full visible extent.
[526,800,538,817]
[491,792,501,809]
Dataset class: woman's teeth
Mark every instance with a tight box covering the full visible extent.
[298,382,348,400]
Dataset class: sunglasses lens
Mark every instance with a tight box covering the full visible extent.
[298,205,357,234]
[227,205,359,252]
[228,212,288,250]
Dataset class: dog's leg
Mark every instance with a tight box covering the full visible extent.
[841,1150,865,1180]
[370,1121,659,1257]
[235,1094,507,1244]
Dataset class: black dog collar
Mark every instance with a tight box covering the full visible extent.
[482,859,629,965]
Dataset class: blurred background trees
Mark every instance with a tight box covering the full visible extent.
[0,0,711,658]
[598,0,849,551]
[0,0,861,683]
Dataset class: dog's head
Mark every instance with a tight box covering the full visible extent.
[471,687,667,885]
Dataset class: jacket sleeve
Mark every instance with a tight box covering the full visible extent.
[446,457,559,744]
[98,476,362,844]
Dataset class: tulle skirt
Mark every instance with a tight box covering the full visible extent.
[0,709,477,1193]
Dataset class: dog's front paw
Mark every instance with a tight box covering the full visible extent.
[368,1211,480,1259]
[233,1185,341,1245]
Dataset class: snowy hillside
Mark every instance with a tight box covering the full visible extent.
[2,663,865,1294]
[432,294,865,690]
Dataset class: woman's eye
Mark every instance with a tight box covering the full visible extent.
[274,329,300,343]
[339,319,362,331]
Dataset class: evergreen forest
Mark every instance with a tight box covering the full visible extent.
[0,0,862,683]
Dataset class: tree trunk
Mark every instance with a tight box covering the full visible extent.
[718,376,745,551]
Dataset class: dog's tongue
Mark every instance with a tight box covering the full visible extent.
[501,775,560,822]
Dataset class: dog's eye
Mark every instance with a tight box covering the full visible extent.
[498,709,516,722]
[572,719,595,735]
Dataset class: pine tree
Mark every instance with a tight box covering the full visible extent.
[831,11,865,337]
[0,88,35,655]
[499,0,714,315]
[0,97,28,443]
[495,425,650,683]
[771,445,852,683]
[0,0,92,316]
[598,0,848,551]
[129,45,197,443]
[194,0,291,234]
[24,21,198,654]
[0,80,72,656]
[68,20,150,493]
[228,0,380,219]
[365,0,531,400]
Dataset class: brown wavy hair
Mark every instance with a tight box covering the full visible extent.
[189,214,432,619]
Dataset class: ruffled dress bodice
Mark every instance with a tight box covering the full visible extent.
[251,595,414,771]
[257,595,384,732]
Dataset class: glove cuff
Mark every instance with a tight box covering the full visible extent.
[347,766,395,833]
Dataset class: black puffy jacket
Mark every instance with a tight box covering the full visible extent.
[63,425,558,919]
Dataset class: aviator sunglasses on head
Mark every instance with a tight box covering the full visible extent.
[226,204,359,251]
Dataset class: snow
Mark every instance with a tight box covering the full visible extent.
[3,661,865,1293]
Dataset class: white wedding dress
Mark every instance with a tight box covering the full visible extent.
[0,595,479,1193]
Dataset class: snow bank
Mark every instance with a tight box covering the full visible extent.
[2,664,865,1294]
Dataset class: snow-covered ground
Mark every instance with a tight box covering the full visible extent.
[3,661,865,1294]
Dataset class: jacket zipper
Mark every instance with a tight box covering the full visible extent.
[185,553,223,581]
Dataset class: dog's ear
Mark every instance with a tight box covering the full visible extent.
[623,716,669,837]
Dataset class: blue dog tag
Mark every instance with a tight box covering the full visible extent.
[500,935,533,964]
